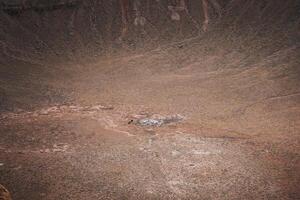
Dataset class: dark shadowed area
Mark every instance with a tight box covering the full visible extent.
[0,0,299,199]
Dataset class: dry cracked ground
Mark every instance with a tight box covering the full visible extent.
[0,33,300,199]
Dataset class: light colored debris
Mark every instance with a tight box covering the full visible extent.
[138,118,164,126]
[0,104,114,120]
[172,150,181,157]
[40,144,69,153]
[135,114,184,127]
[191,150,212,155]
[40,149,51,153]
[87,105,114,111]
[53,143,69,152]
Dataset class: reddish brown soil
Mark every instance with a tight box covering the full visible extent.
[1,41,299,199]
[0,1,300,199]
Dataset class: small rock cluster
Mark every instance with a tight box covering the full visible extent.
[133,114,184,127]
